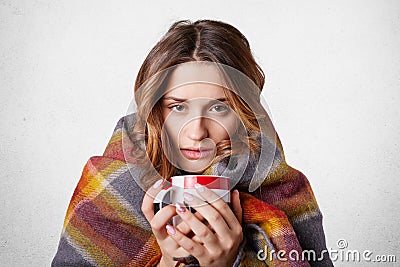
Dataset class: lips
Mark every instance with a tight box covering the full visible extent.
[180,147,214,160]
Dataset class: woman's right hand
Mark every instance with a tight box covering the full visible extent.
[142,179,195,267]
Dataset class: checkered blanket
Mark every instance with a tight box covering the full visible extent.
[52,114,333,266]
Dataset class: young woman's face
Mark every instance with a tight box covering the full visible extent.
[161,67,238,174]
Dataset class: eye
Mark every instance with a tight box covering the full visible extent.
[171,104,185,112]
[210,104,229,113]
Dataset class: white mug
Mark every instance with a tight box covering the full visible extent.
[153,175,230,225]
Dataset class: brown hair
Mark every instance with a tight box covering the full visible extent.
[131,19,266,186]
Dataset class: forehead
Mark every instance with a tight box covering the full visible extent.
[164,83,227,99]
[164,63,229,99]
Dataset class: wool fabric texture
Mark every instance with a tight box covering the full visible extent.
[51,114,333,267]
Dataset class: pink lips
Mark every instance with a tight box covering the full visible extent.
[180,147,214,160]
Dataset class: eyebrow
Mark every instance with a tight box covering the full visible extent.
[162,96,227,102]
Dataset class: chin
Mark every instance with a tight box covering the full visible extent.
[179,166,208,174]
[178,162,211,174]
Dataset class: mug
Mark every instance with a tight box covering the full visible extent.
[153,175,230,225]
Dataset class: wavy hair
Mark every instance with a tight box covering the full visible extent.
[130,19,266,186]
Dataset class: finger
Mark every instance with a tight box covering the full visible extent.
[141,179,165,223]
[182,192,231,239]
[151,204,177,240]
[231,190,243,225]
[193,183,239,229]
[175,202,219,251]
[192,220,215,243]
[176,212,210,244]
[175,211,206,235]
[165,224,206,259]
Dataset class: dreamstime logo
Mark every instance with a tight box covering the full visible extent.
[257,239,397,263]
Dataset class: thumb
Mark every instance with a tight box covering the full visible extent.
[231,189,243,225]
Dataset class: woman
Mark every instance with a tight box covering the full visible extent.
[52,19,333,266]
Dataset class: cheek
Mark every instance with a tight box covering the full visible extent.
[162,121,179,147]
[212,116,238,140]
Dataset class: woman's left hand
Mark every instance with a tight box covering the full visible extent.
[166,185,243,267]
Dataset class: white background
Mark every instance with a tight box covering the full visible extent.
[1,1,399,266]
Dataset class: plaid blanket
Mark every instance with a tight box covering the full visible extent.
[52,114,333,266]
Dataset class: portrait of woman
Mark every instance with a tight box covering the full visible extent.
[2,1,398,267]
[51,19,333,266]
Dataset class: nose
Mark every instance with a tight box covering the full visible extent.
[183,117,208,141]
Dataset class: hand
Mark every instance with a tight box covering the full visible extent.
[141,180,207,267]
[166,185,243,267]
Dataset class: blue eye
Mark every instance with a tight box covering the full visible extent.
[171,104,185,112]
[211,105,229,113]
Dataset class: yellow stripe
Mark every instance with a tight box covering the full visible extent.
[66,223,115,266]
[63,160,125,228]
[101,189,137,225]
[108,129,122,144]
[84,160,125,197]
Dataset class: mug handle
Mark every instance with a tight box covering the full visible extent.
[153,187,173,214]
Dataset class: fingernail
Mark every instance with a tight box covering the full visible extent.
[194,183,205,192]
[175,202,186,213]
[153,179,163,189]
[166,224,176,235]
[183,192,194,201]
